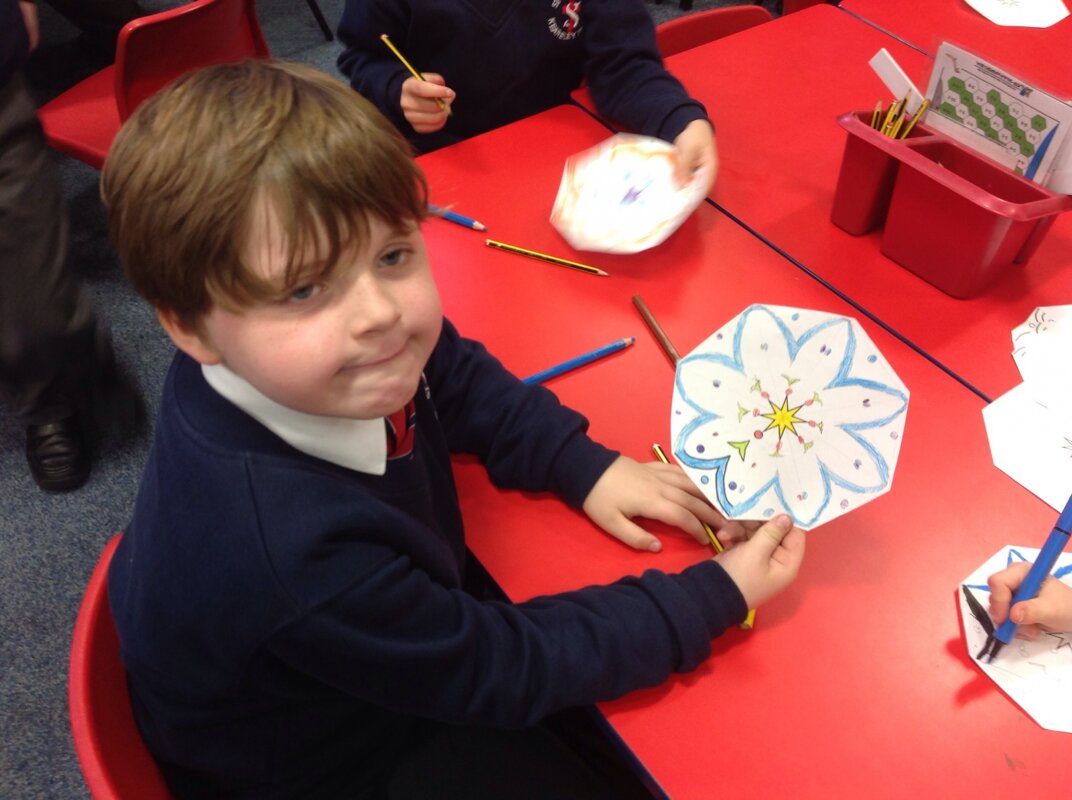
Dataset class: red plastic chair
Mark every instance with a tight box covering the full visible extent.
[782,0,828,13]
[655,5,773,58]
[69,534,175,800]
[37,0,270,169]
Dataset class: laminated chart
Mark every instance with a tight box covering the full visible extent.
[924,42,1072,183]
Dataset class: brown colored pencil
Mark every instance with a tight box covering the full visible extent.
[631,294,681,365]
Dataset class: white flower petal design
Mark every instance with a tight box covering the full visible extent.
[670,305,909,530]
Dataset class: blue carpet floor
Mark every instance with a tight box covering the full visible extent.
[3,0,763,795]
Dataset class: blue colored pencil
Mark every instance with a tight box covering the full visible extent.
[429,204,486,231]
[523,337,635,384]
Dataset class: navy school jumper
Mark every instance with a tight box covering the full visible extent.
[109,319,746,797]
[337,0,710,152]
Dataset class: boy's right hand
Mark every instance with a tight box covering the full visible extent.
[400,74,455,133]
[987,561,1072,639]
[714,514,805,609]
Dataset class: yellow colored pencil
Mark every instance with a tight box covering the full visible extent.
[884,94,911,138]
[880,101,898,134]
[899,97,930,139]
[651,444,722,553]
[869,100,883,130]
[379,33,450,114]
[880,95,905,137]
[484,239,608,276]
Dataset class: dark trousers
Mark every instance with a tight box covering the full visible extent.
[41,0,145,50]
[376,707,659,800]
[0,71,114,425]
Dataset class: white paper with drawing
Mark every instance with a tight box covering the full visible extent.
[983,306,1072,512]
[550,134,710,254]
[960,545,1072,733]
[1011,305,1072,403]
[670,305,909,530]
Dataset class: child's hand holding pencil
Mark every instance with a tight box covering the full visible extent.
[713,514,805,611]
[581,455,739,554]
[381,33,455,133]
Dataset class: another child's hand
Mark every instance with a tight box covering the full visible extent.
[987,561,1072,639]
[672,120,718,193]
[582,456,746,552]
[714,514,805,609]
[399,74,455,133]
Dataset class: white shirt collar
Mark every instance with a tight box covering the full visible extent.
[201,363,388,475]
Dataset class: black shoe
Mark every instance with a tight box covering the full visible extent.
[26,416,89,492]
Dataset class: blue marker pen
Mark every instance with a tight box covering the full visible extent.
[979,493,1072,662]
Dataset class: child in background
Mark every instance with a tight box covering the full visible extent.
[103,60,803,799]
[988,561,1072,638]
[336,0,717,191]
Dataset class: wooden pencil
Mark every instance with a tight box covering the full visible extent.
[485,239,608,277]
[631,294,681,365]
[379,33,450,114]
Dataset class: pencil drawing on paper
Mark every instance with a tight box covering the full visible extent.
[670,304,909,530]
[1012,307,1057,355]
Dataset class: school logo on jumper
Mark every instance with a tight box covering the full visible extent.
[547,0,582,40]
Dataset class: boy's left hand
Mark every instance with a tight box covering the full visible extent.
[672,119,718,194]
[582,455,744,552]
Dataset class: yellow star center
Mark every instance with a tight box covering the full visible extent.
[761,396,805,439]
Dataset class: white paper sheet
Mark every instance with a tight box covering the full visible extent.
[983,382,1072,512]
[1011,305,1072,403]
[984,306,1072,511]
[669,305,909,530]
[550,134,710,254]
[960,545,1072,733]
[964,0,1069,28]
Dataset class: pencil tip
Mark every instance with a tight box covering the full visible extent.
[474,222,487,231]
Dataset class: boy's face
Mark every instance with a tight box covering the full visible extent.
[178,205,443,419]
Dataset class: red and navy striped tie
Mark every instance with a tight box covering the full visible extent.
[385,400,416,459]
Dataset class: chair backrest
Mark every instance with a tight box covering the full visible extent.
[654,5,773,59]
[115,0,270,120]
[69,534,174,800]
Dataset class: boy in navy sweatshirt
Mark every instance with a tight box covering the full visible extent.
[102,60,804,799]
[337,0,717,190]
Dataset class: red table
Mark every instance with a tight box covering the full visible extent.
[418,104,1064,800]
[627,5,1072,402]
[839,0,1072,96]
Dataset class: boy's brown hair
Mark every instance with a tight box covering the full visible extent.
[101,59,428,329]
